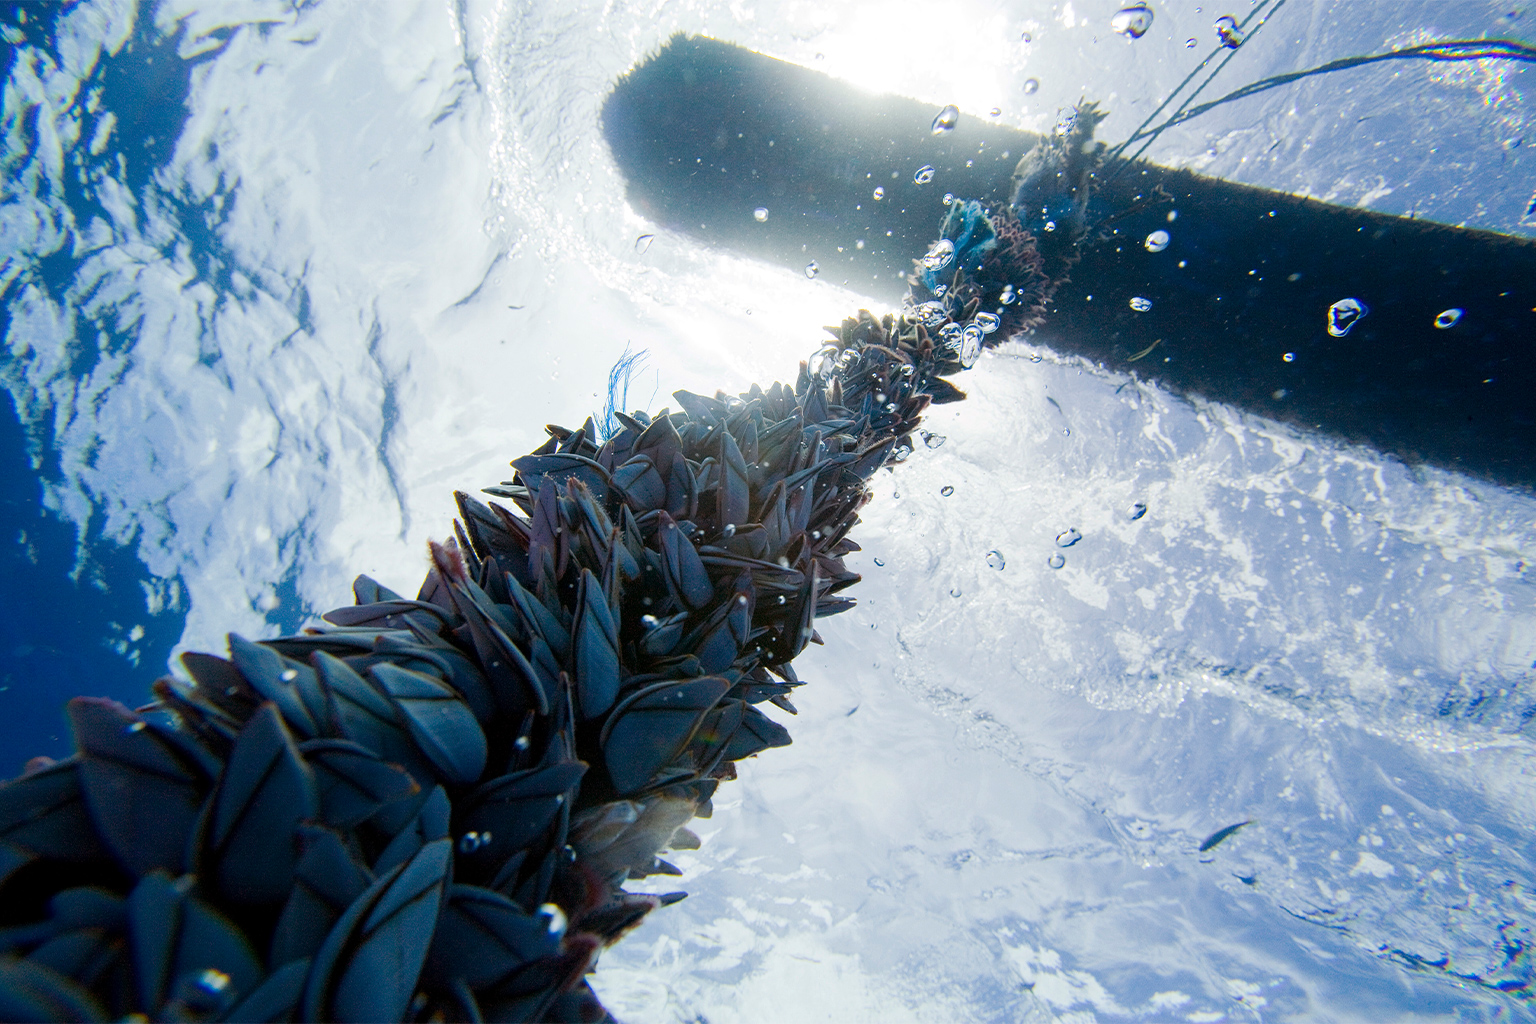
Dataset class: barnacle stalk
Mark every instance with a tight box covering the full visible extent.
[0,117,1099,1022]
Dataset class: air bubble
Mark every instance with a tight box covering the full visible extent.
[1111,3,1154,38]
[808,344,838,377]
[940,485,955,497]
[931,104,960,133]
[922,238,956,271]
[198,969,231,995]
[1434,308,1463,329]
[538,903,568,936]
[1129,296,1152,312]
[987,550,1006,570]
[634,233,655,254]
[914,164,936,185]
[873,557,885,567]
[1129,501,1147,521]
[914,300,947,327]
[939,322,964,349]
[1144,229,1170,252]
[1214,14,1244,47]
[641,614,660,629]
[804,260,819,279]
[1185,37,1197,47]
[974,311,1001,333]
[1000,285,1016,304]
[1056,528,1082,547]
[1047,553,1066,569]
[873,186,885,200]
[892,443,913,463]
[960,324,984,367]
[753,207,769,222]
[1023,78,1040,95]
[1327,297,1367,337]
[922,431,947,448]
[990,107,1002,117]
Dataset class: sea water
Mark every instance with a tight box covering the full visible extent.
[3,1,1533,1019]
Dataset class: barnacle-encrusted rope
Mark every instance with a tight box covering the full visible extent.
[0,120,1093,1020]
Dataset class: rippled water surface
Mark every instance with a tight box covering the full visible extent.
[3,1,1534,1020]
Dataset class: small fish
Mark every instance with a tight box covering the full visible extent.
[1198,819,1252,852]
[1046,396,1062,413]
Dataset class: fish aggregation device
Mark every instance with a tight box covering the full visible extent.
[602,34,1536,491]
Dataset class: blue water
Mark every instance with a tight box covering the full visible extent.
[4,2,1535,1020]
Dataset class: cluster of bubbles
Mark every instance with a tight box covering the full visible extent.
[457,830,494,854]
[932,312,1000,369]
[1108,5,1243,48]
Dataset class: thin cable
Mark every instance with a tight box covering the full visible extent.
[1100,0,1280,170]
[1122,39,1536,142]
[1106,0,1287,182]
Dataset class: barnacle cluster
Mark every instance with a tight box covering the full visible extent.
[0,192,1069,1022]
[905,200,1057,361]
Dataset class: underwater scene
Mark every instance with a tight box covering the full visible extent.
[2,0,1535,1020]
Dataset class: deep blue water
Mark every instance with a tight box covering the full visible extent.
[0,384,184,774]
